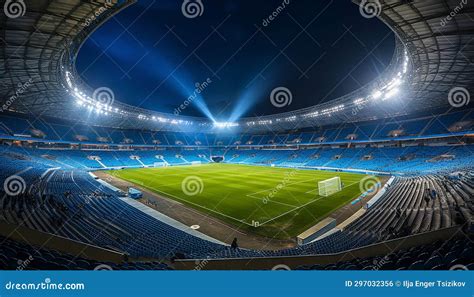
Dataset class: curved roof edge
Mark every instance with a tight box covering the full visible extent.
[0,0,473,133]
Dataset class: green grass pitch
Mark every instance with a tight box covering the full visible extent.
[109,164,372,240]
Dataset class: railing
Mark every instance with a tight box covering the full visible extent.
[173,226,464,270]
[0,221,126,264]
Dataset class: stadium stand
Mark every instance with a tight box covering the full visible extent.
[296,237,474,271]
[0,235,171,271]
[1,142,472,261]
[0,109,471,145]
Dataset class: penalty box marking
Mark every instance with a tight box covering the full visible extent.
[246,176,323,196]
[245,179,364,226]
[258,180,364,226]
[148,184,300,228]
[245,192,300,208]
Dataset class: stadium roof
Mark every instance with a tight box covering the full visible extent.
[0,0,473,132]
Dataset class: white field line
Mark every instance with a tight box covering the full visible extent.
[116,169,245,187]
[258,180,362,226]
[121,166,294,194]
[136,184,256,227]
[133,166,301,188]
[123,178,293,224]
[246,175,361,196]
[124,165,235,177]
[124,168,301,226]
[118,165,367,228]
[123,164,339,185]
[246,176,322,196]
[305,188,319,194]
[245,192,299,208]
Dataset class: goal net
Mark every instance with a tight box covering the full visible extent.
[318,176,342,197]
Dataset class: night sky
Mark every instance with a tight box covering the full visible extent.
[76,0,395,121]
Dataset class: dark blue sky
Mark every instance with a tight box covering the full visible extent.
[76,0,395,120]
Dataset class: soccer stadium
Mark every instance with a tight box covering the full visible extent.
[0,0,473,274]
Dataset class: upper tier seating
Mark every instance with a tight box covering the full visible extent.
[225,145,474,174]
[0,109,471,145]
[1,144,472,174]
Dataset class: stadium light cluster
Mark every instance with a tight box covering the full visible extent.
[64,47,410,131]
[214,122,240,128]
[247,49,411,126]
[66,71,120,116]
[74,90,113,116]
[65,71,194,126]
[246,119,273,126]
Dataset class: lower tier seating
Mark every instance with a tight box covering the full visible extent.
[0,236,171,270]
[297,236,474,270]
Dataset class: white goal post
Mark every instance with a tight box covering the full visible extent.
[318,176,342,197]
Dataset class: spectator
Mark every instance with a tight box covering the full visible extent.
[231,237,238,249]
